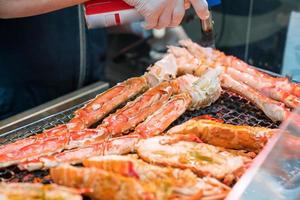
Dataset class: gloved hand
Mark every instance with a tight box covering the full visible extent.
[189,0,210,20]
[123,0,209,30]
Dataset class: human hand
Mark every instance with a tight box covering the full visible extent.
[124,0,196,29]
[188,0,210,20]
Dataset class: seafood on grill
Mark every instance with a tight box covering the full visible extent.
[19,133,204,171]
[0,183,82,200]
[223,66,300,109]
[1,67,222,169]
[221,74,290,122]
[168,40,296,122]
[133,93,192,138]
[221,56,300,98]
[167,118,276,153]
[15,93,201,170]
[125,69,222,138]
[59,155,230,200]
[98,81,178,136]
[99,66,222,136]
[19,91,194,170]
[136,135,252,185]
[0,128,108,168]
[21,133,251,186]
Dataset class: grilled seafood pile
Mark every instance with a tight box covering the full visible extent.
[0,39,289,200]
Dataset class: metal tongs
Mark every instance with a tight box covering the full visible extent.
[199,0,221,48]
[200,11,215,48]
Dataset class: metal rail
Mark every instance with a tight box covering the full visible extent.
[0,81,109,134]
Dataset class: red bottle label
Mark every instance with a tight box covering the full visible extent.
[85,0,134,15]
[84,0,142,28]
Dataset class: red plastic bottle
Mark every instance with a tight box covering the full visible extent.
[84,0,143,28]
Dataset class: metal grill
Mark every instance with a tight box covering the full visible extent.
[0,105,81,145]
[0,90,279,185]
[173,91,280,129]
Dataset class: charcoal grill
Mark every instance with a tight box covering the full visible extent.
[0,71,285,198]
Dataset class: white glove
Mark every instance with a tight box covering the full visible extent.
[123,0,188,29]
[124,0,209,30]
[188,0,210,20]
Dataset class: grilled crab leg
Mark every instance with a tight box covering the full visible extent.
[98,81,179,136]
[177,40,300,107]
[167,118,276,153]
[221,74,290,122]
[18,134,140,171]
[0,124,67,155]
[133,93,192,138]
[168,45,209,77]
[69,77,149,130]
[0,183,82,200]
[82,155,231,200]
[220,55,300,98]
[224,66,300,109]
[136,135,252,185]
[0,128,109,168]
[21,130,251,186]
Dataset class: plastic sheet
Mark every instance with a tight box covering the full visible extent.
[227,108,300,200]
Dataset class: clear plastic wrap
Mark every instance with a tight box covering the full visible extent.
[227,108,300,200]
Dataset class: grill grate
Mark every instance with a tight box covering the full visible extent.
[0,105,82,145]
[172,91,279,129]
[0,91,279,184]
